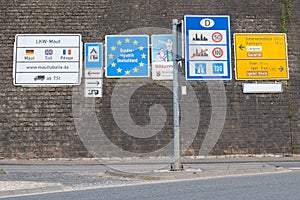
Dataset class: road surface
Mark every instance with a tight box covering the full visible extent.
[5,167,300,200]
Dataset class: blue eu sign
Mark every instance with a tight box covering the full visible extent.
[105,35,150,78]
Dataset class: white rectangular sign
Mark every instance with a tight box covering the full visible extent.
[243,83,283,93]
[152,62,173,80]
[13,34,82,86]
[85,88,103,97]
[84,79,103,98]
[15,73,80,84]
[85,69,103,78]
[85,79,103,88]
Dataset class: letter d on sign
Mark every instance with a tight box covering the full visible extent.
[200,18,215,28]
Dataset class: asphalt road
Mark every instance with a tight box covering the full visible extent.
[5,169,300,200]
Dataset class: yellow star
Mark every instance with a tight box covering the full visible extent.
[117,68,122,73]
[138,45,144,51]
[125,70,130,75]
[139,62,144,67]
[125,38,130,43]
[133,40,138,45]
[133,67,138,73]
[111,62,116,67]
[141,53,146,59]
[117,40,122,45]
[109,54,114,59]
[111,45,116,51]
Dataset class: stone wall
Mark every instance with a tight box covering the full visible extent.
[0,0,299,158]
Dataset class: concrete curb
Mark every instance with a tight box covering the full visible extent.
[1,154,300,165]
[0,183,65,199]
[104,165,288,181]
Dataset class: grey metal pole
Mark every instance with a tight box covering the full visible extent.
[172,19,181,170]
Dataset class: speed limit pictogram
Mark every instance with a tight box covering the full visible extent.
[212,32,223,43]
[212,47,223,58]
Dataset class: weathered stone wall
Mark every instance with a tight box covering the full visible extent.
[0,0,299,158]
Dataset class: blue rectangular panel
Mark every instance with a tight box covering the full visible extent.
[85,43,103,69]
[184,15,232,80]
[105,35,150,78]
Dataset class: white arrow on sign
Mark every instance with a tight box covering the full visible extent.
[88,71,100,76]
[84,69,103,78]
[85,79,103,88]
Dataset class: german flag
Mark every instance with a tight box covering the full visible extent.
[26,49,34,56]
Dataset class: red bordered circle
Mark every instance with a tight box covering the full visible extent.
[212,32,223,43]
[212,47,223,58]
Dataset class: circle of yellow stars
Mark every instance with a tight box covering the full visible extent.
[108,37,147,76]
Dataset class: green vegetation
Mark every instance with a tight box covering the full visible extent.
[288,103,293,118]
[292,143,297,154]
[281,0,291,33]
[0,168,5,174]
[281,0,295,154]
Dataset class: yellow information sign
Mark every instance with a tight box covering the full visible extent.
[234,33,288,80]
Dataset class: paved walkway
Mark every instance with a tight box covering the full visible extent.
[0,155,299,199]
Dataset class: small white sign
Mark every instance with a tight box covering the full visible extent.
[243,83,283,93]
[188,45,227,60]
[85,68,103,78]
[181,86,187,95]
[152,62,173,80]
[189,30,226,45]
[85,79,102,88]
[85,87,102,97]
[246,46,262,52]
[15,73,80,85]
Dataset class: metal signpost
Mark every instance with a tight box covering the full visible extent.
[234,33,288,80]
[105,35,150,78]
[171,15,231,169]
[13,34,82,86]
[184,15,232,80]
[172,19,181,171]
[84,43,103,98]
